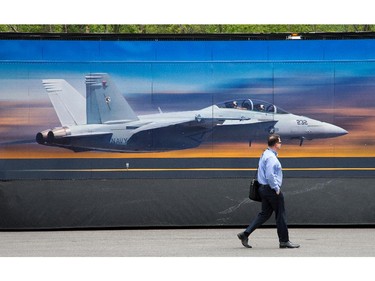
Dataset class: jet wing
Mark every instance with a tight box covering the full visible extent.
[127,117,215,150]
[211,120,278,142]
[126,117,277,151]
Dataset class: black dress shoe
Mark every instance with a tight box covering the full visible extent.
[279,241,300,248]
[237,232,252,248]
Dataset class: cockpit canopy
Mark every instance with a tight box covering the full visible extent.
[216,99,288,114]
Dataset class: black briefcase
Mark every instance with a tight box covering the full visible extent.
[249,178,261,202]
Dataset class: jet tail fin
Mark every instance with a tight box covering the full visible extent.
[85,73,138,124]
[42,79,86,126]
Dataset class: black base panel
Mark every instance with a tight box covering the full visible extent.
[0,177,374,230]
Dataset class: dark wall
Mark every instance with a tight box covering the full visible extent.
[1,177,374,230]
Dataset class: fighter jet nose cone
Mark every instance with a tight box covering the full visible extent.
[331,125,348,137]
[341,128,349,135]
[311,122,348,138]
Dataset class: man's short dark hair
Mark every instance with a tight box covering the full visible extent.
[268,134,281,147]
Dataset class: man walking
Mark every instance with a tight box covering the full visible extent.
[237,134,300,249]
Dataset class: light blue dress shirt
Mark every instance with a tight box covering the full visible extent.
[257,148,283,194]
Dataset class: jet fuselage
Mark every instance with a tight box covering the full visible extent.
[37,103,347,152]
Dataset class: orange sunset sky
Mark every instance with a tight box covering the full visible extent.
[0,100,373,159]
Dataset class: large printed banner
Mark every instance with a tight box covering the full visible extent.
[1,38,374,179]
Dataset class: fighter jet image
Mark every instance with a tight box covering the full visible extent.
[35,73,348,152]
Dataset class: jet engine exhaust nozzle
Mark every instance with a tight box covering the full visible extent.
[36,127,71,144]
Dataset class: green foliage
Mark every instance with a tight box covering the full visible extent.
[1,24,375,34]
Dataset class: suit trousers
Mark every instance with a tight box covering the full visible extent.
[245,185,289,242]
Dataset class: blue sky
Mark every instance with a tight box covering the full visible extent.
[3,39,375,62]
[1,39,375,112]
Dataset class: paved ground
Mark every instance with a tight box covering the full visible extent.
[0,227,374,257]
[1,228,373,281]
